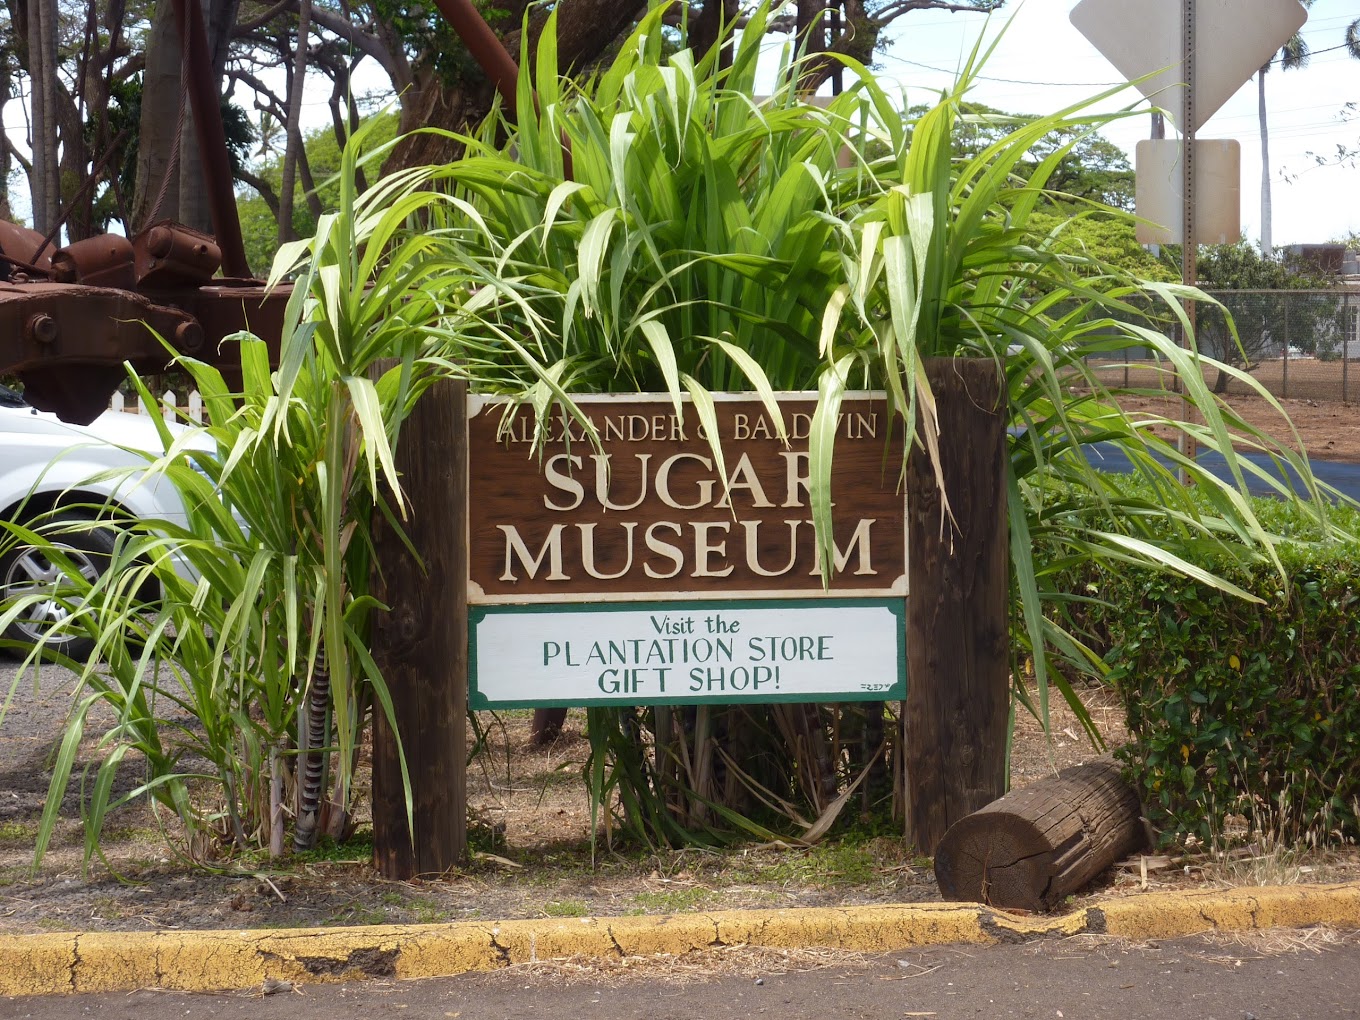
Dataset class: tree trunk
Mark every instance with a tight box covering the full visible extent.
[293,660,331,851]
[176,0,241,234]
[905,358,1009,856]
[26,0,61,240]
[797,0,878,94]
[133,0,239,233]
[507,0,647,77]
[329,60,368,194]
[39,0,62,235]
[687,0,737,68]
[384,77,495,175]
[278,0,312,245]
[55,3,97,241]
[934,757,1148,912]
[0,35,14,222]
[530,708,568,745]
[795,0,825,50]
[132,1,186,229]
[384,0,646,175]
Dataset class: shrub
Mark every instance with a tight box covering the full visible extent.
[1066,504,1360,847]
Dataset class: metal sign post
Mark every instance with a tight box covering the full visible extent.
[1181,0,1198,473]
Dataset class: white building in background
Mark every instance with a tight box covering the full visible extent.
[1282,244,1360,360]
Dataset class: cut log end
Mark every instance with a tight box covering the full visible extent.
[934,758,1147,912]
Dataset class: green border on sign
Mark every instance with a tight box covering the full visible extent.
[468,597,907,710]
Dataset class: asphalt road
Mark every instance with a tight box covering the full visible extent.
[3,932,1359,1020]
[1083,444,1360,499]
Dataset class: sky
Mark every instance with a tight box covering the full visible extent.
[4,0,1357,249]
[849,0,1360,247]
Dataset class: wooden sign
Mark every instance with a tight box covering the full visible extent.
[467,393,906,604]
[470,598,906,708]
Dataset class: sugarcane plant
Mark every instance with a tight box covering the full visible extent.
[0,119,518,865]
[399,3,1340,847]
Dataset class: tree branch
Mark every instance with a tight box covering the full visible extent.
[236,166,280,215]
[306,4,401,84]
[234,0,296,34]
[230,67,289,123]
[1,134,33,175]
[869,0,1005,27]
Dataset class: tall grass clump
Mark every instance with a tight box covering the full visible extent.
[405,3,1340,847]
[0,120,506,866]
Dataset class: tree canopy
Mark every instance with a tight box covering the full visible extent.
[2,0,1010,251]
[1191,238,1345,385]
[945,103,1137,211]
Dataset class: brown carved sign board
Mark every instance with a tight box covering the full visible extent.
[467,393,906,602]
[466,393,908,709]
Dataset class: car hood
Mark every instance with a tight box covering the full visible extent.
[3,404,208,456]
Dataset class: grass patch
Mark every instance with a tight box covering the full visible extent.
[0,821,36,847]
[628,887,714,914]
[375,890,451,923]
[100,825,162,844]
[293,832,375,865]
[318,901,389,926]
[543,899,589,917]
[89,895,130,920]
[726,840,895,888]
[406,896,452,924]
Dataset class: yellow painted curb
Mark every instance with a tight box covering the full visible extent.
[2,883,1358,998]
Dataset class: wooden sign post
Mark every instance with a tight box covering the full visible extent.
[905,359,1009,855]
[371,376,469,879]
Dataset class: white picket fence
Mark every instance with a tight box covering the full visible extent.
[109,389,204,424]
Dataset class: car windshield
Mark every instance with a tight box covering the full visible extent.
[0,384,27,409]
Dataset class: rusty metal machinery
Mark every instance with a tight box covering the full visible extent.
[0,219,286,423]
[0,0,521,424]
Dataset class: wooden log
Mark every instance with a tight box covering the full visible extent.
[933,757,1148,912]
[905,358,1009,855]
[370,375,468,879]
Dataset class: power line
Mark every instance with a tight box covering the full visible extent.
[885,40,1358,88]
[1276,40,1360,61]
[885,57,1121,87]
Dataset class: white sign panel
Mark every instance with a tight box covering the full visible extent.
[1135,138,1241,244]
[469,599,906,708]
[1070,0,1308,131]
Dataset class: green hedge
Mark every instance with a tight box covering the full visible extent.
[1065,499,1360,847]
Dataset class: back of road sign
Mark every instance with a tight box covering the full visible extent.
[1069,0,1308,131]
[1135,139,1241,244]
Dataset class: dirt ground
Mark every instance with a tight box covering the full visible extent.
[2,393,1359,937]
[1116,390,1360,462]
[2,667,1357,937]
[1091,356,1360,408]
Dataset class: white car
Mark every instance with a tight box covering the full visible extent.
[0,383,193,658]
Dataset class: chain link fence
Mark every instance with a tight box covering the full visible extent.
[1086,289,1360,402]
